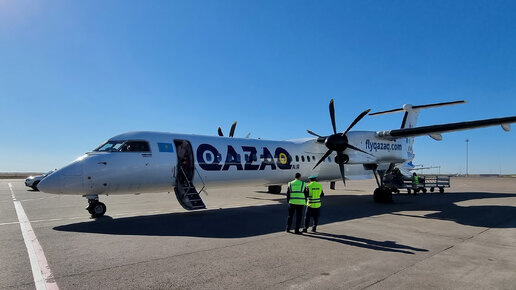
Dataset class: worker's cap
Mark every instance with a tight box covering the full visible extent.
[308,175,317,179]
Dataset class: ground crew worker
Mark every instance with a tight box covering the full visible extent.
[412,172,419,194]
[286,172,308,234]
[303,175,324,233]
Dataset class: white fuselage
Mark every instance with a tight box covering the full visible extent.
[38,131,409,196]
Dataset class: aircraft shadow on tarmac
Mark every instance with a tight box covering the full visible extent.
[54,191,516,247]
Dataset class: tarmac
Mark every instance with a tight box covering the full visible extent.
[1,177,515,289]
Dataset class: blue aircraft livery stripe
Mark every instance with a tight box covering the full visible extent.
[158,143,174,152]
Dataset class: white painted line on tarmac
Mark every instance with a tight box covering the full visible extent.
[8,183,59,290]
[0,221,20,226]
[0,201,277,228]
[19,196,60,202]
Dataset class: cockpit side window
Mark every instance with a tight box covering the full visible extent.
[120,141,151,152]
[94,140,151,152]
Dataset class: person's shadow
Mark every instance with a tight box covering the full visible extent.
[302,232,428,254]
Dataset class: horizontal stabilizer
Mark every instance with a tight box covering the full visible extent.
[377,115,516,139]
[369,100,466,116]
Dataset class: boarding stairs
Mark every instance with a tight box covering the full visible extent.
[174,167,206,210]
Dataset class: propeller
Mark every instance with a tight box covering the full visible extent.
[217,121,237,137]
[309,99,373,185]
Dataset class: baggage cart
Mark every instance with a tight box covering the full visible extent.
[385,174,451,194]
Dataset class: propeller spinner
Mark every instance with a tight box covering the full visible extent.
[309,99,373,185]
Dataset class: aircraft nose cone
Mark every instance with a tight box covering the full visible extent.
[37,172,61,194]
[38,160,84,194]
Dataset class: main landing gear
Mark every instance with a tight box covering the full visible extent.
[371,167,393,204]
[267,185,282,194]
[85,195,106,218]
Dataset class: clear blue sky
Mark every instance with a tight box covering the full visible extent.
[1,0,516,174]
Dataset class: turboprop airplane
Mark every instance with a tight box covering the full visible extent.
[37,100,516,217]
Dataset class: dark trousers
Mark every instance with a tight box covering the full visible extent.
[304,207,320,230]
[286,204,304,232]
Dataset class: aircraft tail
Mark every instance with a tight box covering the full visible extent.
[398,161,415,177]
[369,100,466,160]
[370,100,466,128]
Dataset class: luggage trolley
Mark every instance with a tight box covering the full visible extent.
[385,174,451,194]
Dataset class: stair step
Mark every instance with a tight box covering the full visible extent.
[174,186,206,211]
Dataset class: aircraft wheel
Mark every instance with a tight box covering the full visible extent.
[268,185,282,194]
[407,188,411,194]
[88,202,106,218]
[373,187,392,203]
[439,187,444,193]
[373,188,381,203]
[430,187,434,193]
[422,188,427,194]
[384,188,393,202]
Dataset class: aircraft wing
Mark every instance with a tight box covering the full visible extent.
[376,116,516,140]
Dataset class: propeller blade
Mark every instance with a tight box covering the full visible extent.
[312,149,334,170]
[336,151,346,185]
[347,144,375,157]
[329,99,337,135]
[343,109,371,136]
[218,127,224,137]
[306,129,323,138]
[229,121,237,137]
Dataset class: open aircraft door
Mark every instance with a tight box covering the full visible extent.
[173,139,206,210]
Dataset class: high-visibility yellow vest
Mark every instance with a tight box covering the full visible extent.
[413,175,419,185]
[288,179,306,205]
[307,182,322,208]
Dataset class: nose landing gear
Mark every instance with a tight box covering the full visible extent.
[85,195,106,218]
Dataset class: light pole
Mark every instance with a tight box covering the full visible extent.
[465,139,469,177]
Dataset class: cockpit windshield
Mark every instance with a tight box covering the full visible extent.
[94,140,151,152]
[95,141,126,152]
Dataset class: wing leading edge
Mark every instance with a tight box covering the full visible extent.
[376,115,516,140]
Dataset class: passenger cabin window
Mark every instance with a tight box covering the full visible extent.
[307,156,311,162]
[301,156,305,162]
[295,155,299,162]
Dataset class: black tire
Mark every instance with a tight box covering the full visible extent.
[268,185,282,194]
[31,181,40,191]
[407,188,411,194]
[373,188,382,203]
[383,187,393,203]
[373,187,392,203]
[439,187,444,193]
[430,187,434,193]
[89,202,106,217]
[422,188,427,193]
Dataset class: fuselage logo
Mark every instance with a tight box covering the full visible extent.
[196,144,293,171]
[365,139,402,152]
